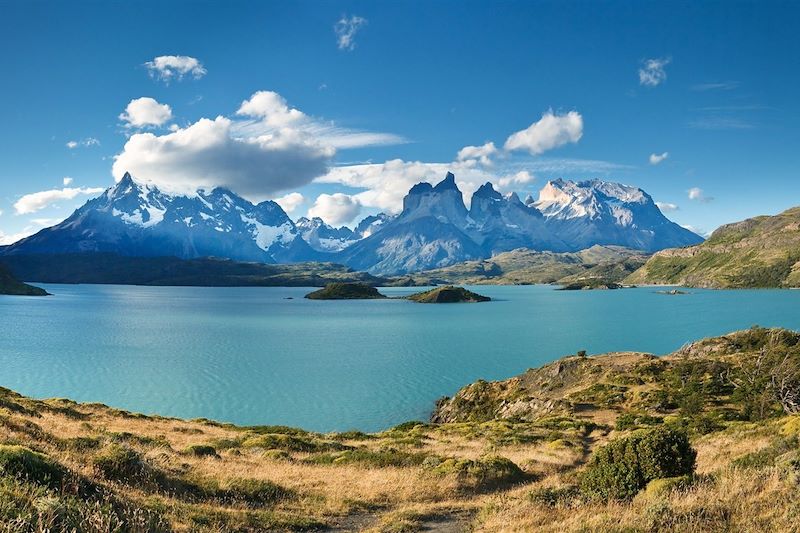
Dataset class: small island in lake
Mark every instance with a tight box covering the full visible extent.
[407,285,490,303]
[304,282,386,300]
[0,263,49,296]
[557,279,623,291]
[656,289,690,295]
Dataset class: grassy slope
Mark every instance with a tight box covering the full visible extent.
[626,206,800,288]
[2,328,800,531]
[403,245,648,286]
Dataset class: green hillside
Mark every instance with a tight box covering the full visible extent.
[627,206,800,288]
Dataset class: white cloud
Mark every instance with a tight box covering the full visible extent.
[307,193,361,225]
[62,177,73,186]
[236,91,306,128]
[66,138,99,149]
[319,153,629,216]
[649,152,669,165]
[497,170,535,190]
[687,187,714,203]
[320,159,503,214]
[457,142,497,166]
[639,57,670,87]
[144,55,206,83]
[504,110,583,155]
[681,224,709,237]
[119,97,173,128]
[655,201,679,212]
[113,116,333,201]
[112,90,407,201]
[0,229,35,245]
[335,15,367,51]
[14,186,105,215]
[31,217,62,227]
[274,192,305,214]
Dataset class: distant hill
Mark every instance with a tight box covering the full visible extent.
[626,206,800,288]
[0,263,48,296]
[0,253,388,287]
[402,245,648,285]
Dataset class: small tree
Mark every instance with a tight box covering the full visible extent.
[580,426,696,501]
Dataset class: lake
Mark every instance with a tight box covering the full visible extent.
[2,284,800,432]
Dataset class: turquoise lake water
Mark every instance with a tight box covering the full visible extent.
[2,284,800,432]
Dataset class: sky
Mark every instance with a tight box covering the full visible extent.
[1,0,798,243]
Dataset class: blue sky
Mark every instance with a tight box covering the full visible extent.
[1,0,798,242]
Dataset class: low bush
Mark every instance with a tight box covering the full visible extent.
[241,433,347,453]
[184,444,218,458]
[92,444,148,482]
[431,455,525,492]
[305,447,431,467]
[528,485,579,507]
[580,426,696,501]
[217,477,293,505]
[0,445,65,488]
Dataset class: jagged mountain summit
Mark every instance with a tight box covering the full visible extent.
[2,171,701,276]
[335,173,700,274]
[533,178,703,252]
[295,217,359,252]
[3,173,319,263]
[335,173,487,273]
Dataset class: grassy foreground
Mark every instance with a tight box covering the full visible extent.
[1,327,800,531]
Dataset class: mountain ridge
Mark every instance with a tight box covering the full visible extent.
[2,171,701,275]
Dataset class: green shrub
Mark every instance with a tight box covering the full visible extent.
[528,485,579,507]
[732,436,798,469]
[64,436,102,451]
[184,445,218,458]
[389,421,429,432]
[241,433,347,453]
[93,444,148,482]
[643,475,693,498]
[431,455,524,491]
[0,445,65,488]
[305,447,431,467]
[218,477,292,505]
[580,426,696,501]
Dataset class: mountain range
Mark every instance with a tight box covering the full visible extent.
[1,171,702,274]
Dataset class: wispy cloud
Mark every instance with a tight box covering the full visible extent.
[688,117,753,130]
[639,57,670,87]
[335,15,367,51]
[691,81,740,92]
[14,186,105,214]
[66,137,100,149]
